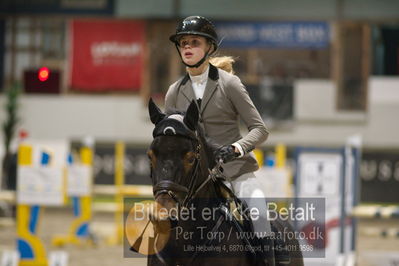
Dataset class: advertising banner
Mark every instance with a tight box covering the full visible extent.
[360,151,399,203]
[70,19,145,91]
[67,164,92,196]
[216,21,330,48]
[295,147,359,266]
[296,151,342,266]
[70,143,151,185]
[16,139,69,206]
[17,166,64,206]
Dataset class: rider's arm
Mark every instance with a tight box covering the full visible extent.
[226,75,269,154]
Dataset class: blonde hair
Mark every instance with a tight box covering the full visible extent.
[209,56,235,74]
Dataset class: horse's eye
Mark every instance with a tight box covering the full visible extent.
[184,152,196,164]
[147,150,156,166]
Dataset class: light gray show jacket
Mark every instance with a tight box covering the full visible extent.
[165,63,269,179]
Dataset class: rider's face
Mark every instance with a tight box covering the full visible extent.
[178,35,210,66]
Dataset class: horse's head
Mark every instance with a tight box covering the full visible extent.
[148,99,208,222]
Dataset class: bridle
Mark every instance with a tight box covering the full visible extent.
[149,133,226,264]
[152,138,202,207]
[152,132,220,208]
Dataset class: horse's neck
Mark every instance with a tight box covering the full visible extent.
[184,186,221,228]
[197,128,218,169]
[191,132,220,202]
[195,179,217,199]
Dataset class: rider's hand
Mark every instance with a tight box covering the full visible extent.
[215,145,238,163]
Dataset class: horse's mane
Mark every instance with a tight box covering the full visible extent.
[165,108,219,169]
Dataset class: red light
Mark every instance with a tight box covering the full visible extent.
[38,67,50,82]
[19,129,29,140]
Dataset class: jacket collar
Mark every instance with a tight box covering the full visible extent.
[181,63,219,86]
[209,63,219,81]
[180,63,219,115]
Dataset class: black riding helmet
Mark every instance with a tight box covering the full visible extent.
[170,16,219,68]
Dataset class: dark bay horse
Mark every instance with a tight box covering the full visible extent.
[143,99,304,266]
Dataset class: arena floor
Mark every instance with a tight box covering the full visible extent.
[1,208,398,266]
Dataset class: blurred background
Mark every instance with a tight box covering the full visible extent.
[0,0,398,265]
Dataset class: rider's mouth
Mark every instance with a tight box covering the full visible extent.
[184,52,193,57]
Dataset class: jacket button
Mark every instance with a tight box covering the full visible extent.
[199,118,203,123]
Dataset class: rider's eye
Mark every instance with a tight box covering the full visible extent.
[192,39,200,46]
[179,40,188,47]
[179,39,202,48]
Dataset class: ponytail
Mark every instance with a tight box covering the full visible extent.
[209,56,235,74]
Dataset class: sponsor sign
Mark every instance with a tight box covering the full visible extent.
[216,21,330,48]
[70,19,145,91]
[360,151,399,203]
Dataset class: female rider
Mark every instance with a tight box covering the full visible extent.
[165,16,288,265]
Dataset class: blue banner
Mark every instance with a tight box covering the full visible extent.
[215,21,330,48]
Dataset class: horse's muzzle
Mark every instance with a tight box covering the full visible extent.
[151,195,180,232]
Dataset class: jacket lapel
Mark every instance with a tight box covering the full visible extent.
[180,74,196,103]
[200,64,219,114]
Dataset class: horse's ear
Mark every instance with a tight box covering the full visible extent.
[148,98,165,125]
[183,100,199,131]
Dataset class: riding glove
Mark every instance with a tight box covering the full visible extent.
[215,145,238,163]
